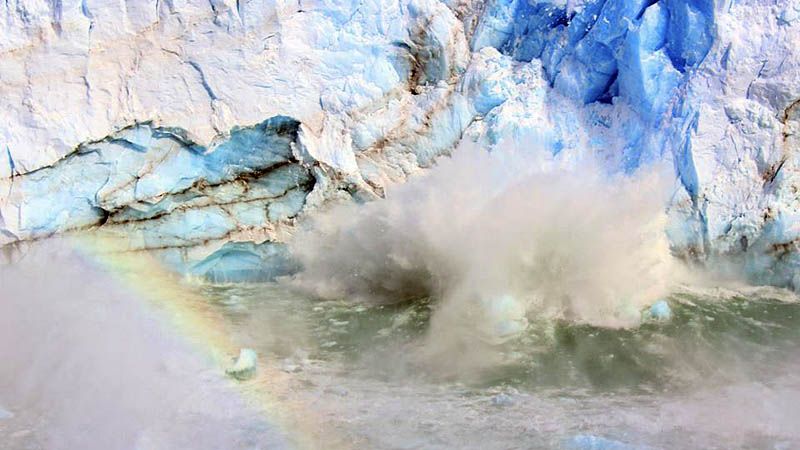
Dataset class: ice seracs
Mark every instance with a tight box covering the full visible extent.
[1,0,800,291]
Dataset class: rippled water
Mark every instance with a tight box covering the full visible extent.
[196,281,800,449]
[2,243,800,449]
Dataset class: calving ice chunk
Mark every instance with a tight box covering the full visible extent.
[290,146,681,376]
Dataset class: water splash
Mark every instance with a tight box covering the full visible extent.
[290,144,680,377]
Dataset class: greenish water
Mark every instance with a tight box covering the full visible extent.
[198,283,800,393]
[5,243,800,449]
[189,282,800,449]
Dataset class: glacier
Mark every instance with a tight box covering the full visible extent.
[0,0,799,289]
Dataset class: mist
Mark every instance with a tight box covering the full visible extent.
[0,242,286,450]
[290,143,681,373]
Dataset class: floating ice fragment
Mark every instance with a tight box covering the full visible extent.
[0,406,13,420]
[565,434,637,450]
[226,348,257,381]
[281,362,301,373]
[490,393,515,407]
[643,300,671,321]
[376,328,392,337]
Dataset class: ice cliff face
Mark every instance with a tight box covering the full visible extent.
[1,0,799,288]
[0,0,476,271]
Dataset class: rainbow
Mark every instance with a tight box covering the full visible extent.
[71,232,350,450]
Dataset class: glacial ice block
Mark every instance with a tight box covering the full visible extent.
[565,434,638,450]
[460,48,516,115]
[663,0,714,71]
[226,349,257,381]
[471,0,519,51]
[502,1,569,62]
[550,0,654,104]
[618,3,681,120]
[190,242,299,283]
[490,392,516,407]
[643,300,672,321]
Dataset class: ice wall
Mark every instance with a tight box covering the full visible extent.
[467,0,800,289]
[0,0,479,273]
[1,0,799,288]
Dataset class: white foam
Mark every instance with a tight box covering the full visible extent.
[291,142,680,375]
